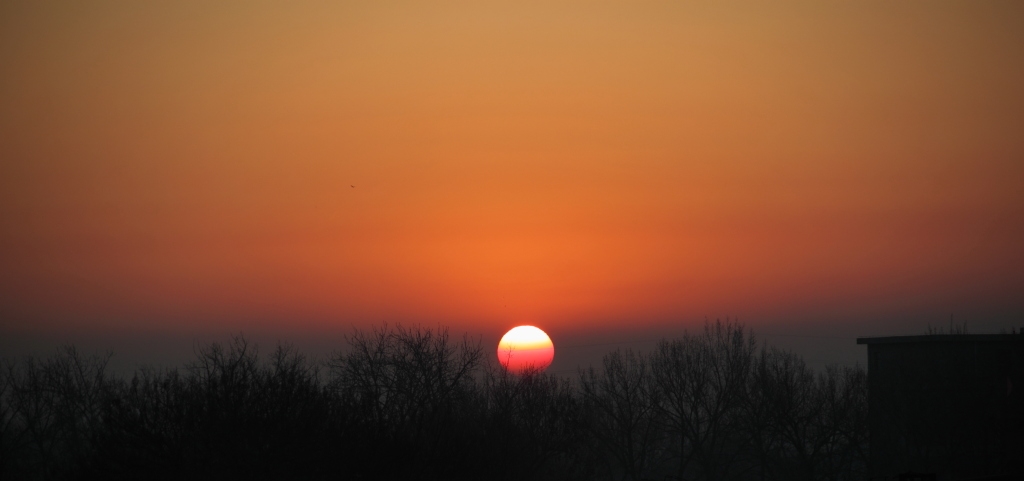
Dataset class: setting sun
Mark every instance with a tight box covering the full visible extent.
[497,325,555,373]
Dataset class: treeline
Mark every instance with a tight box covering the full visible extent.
[0,321,866,481]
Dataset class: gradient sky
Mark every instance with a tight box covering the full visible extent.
[2,2,1023,372]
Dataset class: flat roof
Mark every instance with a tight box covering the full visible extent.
[857,334,1024,345]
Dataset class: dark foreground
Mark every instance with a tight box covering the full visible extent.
[1,321,868,481]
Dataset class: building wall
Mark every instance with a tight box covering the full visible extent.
[864,336,1024,480]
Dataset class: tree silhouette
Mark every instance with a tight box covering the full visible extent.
[580,348,665,481]
[0,347,113,480]
[651,319,756,481]
[0,322,870,481]
[329,323,484,480]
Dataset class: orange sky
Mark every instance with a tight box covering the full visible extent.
[2,2,1023,363]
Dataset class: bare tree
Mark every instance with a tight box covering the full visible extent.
[0,347,113,480]
[482,363,589,480]
[0,322,868,480]
[744,347,869,481]
[746,347,821,481]
[814,364,868,481]
[651,319,756,481]
[97,336,340,480]
[330,323,484,479]
[580,348,665,481]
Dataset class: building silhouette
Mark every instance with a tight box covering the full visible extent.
[857,333,1024,481]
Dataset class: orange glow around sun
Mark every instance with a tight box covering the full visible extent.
[1,3,1023,339]
[497,326,555,373]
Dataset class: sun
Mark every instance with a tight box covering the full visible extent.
[497,325,555,373]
